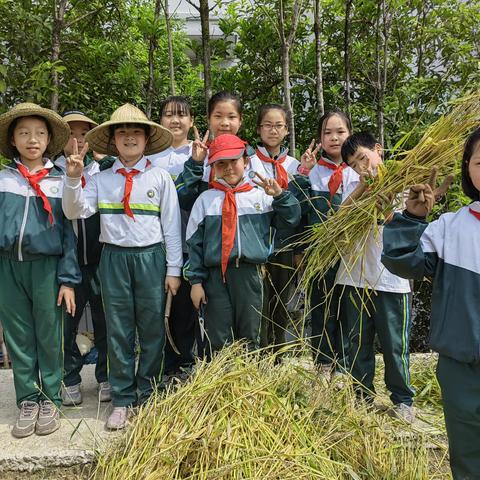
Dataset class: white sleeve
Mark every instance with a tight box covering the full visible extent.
[159,172,183,276]
[62,175,99,219]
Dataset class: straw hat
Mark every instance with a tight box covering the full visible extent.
[0,102,70,158]
[62,110,98,127]
[85,103,173,156]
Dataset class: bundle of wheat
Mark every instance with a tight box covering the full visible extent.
[295,92,480,291]
[94,343,447,480]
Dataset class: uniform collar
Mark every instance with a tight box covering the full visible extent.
[257,144,288,160]
[214,176,249,189]
[112,156,150,173]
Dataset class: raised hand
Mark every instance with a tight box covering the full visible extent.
[66,138,89,178]
[252,171,283,197]
[192,126,209,164]
[300,139,320,171]
[406,167,454,217]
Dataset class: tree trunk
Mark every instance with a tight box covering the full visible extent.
[50,0,68,111]
[163,0,176,95]
[199,0,212,110]
[313,0,324,116]
[375,0,389,148]
[146,0,162,118]
[343,0,353,116]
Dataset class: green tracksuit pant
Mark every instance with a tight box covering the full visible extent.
[99,243,167,407]
[203,263,264,357]
[0,256,63,407]
[437,355,480,480]
[342,286,415,405]
[260,251,295,352]
[63,264,107,387]
[310,266,348,369]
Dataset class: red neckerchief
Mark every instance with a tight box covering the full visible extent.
[317,157,345,198]
[81,175,86,188]
[210,180,254,280]
[16,162,54,225]
[469,208,480,221]
[116,160,151,219]
[255,148,289,189]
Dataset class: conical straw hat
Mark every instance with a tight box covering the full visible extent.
[0,102,70,158]
[85,104,172,156]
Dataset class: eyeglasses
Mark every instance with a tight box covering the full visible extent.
[260,123,287,131]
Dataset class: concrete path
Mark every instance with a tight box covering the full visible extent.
[0,365,118,472]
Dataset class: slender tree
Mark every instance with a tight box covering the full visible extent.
[50,0,67,111]
[146,0,162,117]
[313,0,324,116]
[343,0,353,116]
[162,0,176,95]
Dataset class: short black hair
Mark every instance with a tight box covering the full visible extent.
[159,96,193,118]
[341,132,378,164]
[256,104,289,128]
[317,108,352,142]
[461,127,480,201]
[108,123,151,139]
[207,91,242,118]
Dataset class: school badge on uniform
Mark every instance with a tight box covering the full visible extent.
[248,171,256,179]
[254,202,261,211]
[50,186,59,194]
[147,189,155,198]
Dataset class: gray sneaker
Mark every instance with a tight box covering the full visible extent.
[35,400,60,435]
[393,403,416,424]
[12,401,39,438]
[98,381,112,402]
[62,383,82,406]
[105,406,129,430]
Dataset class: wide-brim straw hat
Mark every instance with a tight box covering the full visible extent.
[62,110,98,128]
[0,102,70,158]
[85,103,173,156]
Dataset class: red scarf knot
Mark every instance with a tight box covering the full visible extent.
[317,158,346,198]
[16,162,54,225]
[255,148,289,190]
[210,181,254,280]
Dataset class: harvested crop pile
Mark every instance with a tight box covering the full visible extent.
[94,344,447,479]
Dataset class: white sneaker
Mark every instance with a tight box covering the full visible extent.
[98,381,111,402]
[393,403,416,423]
[105,407,129,430]
[62,383,82,406]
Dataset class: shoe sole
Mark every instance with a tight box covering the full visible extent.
[36,420,61,436]
[62,399,83,406]
[12,424,36,438]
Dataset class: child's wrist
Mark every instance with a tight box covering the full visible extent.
[297,165,310,176]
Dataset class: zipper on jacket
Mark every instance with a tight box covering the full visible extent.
[81,219,88,265]
[236,202,241,268]
[18,188,31,261]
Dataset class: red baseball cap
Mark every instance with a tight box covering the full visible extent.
[207,134,247,165]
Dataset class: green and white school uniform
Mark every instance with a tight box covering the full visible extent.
[336,179,414,406]
[62,157,182,406]
[0,160,81,407]
[185,178,300,355]
[383,206,480,480]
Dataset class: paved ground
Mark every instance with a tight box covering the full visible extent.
[0,365,118,472]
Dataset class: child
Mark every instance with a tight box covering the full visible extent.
[185,134,301,356]
[381,128,479,479]
[338,132,415,421]
[0,103,80,437]
[149,96,197,377]
[176,91,256,209]
[62,104,182,430]
[250,104,299,353]
[55,110,115,406]
[291,109,357,376]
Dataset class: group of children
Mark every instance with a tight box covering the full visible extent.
[0,91,478,480]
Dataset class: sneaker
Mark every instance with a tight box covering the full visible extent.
[392,403,416,424]
[62,383,82,406]
[12,401,39,438]
[331,370,348,390]
[105,406,129,430]
[98,381,112,402]
[35,400,60,435]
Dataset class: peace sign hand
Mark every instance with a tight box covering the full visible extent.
[192,126,209,164]
[406,167,454,218]
[300,139,320,171]
[252,171,283,198]
[66,138,89,178]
